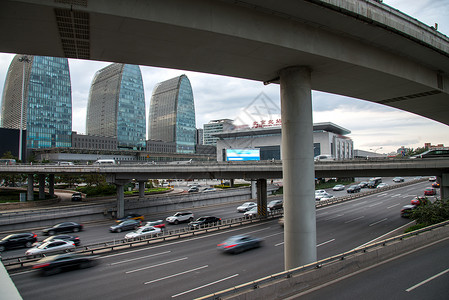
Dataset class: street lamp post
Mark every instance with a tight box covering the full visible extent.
[18,55,30,162]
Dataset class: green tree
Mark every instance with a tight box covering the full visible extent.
[411,198,449,226]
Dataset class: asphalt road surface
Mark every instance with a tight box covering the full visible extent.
[7,179,443,299]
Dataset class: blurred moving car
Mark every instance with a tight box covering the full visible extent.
[424,188,437,196]
[332,184,345,191]
[125,226,161,239]
[34,235,80,247]
[0,233,37,252]
[110,219,141,233]
[142,220,165,229]
[428,176,437,181]
[393,177,404,183]
[400,204,417,218]
[188,216,222,229]
[42,222,83,236]
[32,253,98,276]
[432,182,440,188]
[237,202,257,212]
[410,196,429,206]
[116,213,144,223]
[202,187,217,193]
[278,217,284,227]
[71,192,83,201]
[319,193,334,201]
[346,185,361,193]
[244,206,271,218]
[315,190,330,200]
[267,200,283,210]
[26,240,75,256]
[188,186,200,193]
[377,183,389,188]
[166,212,194,224]
[358,181,369,188]
[217,235,263,254]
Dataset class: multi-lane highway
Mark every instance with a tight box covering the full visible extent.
[6,179,441,299]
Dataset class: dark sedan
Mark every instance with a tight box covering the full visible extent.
[110,219,141,233]
[188,216,221,229]
[71,192,82,201]
[32,253,98,276]
[0,233,37,252]
[217,235,263,254]
[267,200,283,210]
[401,204,417,218]
[347,185,361,193]
[42,222,83,236]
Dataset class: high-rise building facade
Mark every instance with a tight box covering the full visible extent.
[86,63,146,150]
[148,75,196,153]
[203,119,235,146]
[1,55,72,149]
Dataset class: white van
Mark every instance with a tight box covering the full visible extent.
[94,159,116,165]
[314,155,334,161]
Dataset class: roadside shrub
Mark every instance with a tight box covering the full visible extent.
[411,198,449,226]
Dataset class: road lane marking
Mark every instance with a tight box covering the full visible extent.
[353,221,414,250]
[344,216,365,224]
[368,202,383,207]
[387,203,400,209]
[406,268,449,292]
[317,239,335,247]
[144,265,208,284]
[275,239,336,248]
[324,214,344,221]
[171,273,239,298]
[110,251,171,265]
[262,232,283,239]
[369,218,388,227]
[125,257,188,274]
[390,194,401,198]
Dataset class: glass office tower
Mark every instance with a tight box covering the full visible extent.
[148,75,196,153]
[86,63,146,150]
[1,55,72,149]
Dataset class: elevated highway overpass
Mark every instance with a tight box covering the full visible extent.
[1,0,449,268]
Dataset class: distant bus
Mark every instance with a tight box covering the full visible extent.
[314,155,334,161]
[0,159,16,165]
[411,149,449,159]
[94,159,116,165]
[367,177,382,188]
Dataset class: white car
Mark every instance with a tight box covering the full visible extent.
[166,212,194,224]
[125,226,162,239]
[25,240,75,256]
[332,184,345,191]
[244,206,271,218]
[315,190,328,200]
[377,183,389,188]
[237,202,257,212]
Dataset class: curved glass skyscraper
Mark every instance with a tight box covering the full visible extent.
[1,55,72,149]
[86,63,146,150]
[148,75,196,153]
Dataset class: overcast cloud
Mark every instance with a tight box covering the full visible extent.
[1,0,448,154]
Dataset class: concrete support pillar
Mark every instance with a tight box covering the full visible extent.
[139,181,146,199]
[230,179,235,188]
[38,174,46,200]
[251,180,257,199]
[256,178,268,217]
[48,174,55,197]
[27,174,34,201]
[280,66,317,270]
[441,174,449,200]
[116,184,125,219]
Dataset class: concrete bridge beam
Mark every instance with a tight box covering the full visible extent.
[138,181,146,199]
[48,174,55,197]
[280,66,317,270]
[256,178,268,217]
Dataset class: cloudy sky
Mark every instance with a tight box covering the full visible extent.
[1,0,448,154]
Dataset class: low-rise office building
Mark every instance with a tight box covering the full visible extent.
[215,122,353,161]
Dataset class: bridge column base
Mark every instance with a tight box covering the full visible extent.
[27,174,34,201]
[441,174,449,200]
[256,178,267,217]
[38,174,45,200]
[138,181,146,199]
[280,66,317,270]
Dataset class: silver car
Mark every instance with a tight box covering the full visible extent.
[237,202,257,212]
[25,240,75,256]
